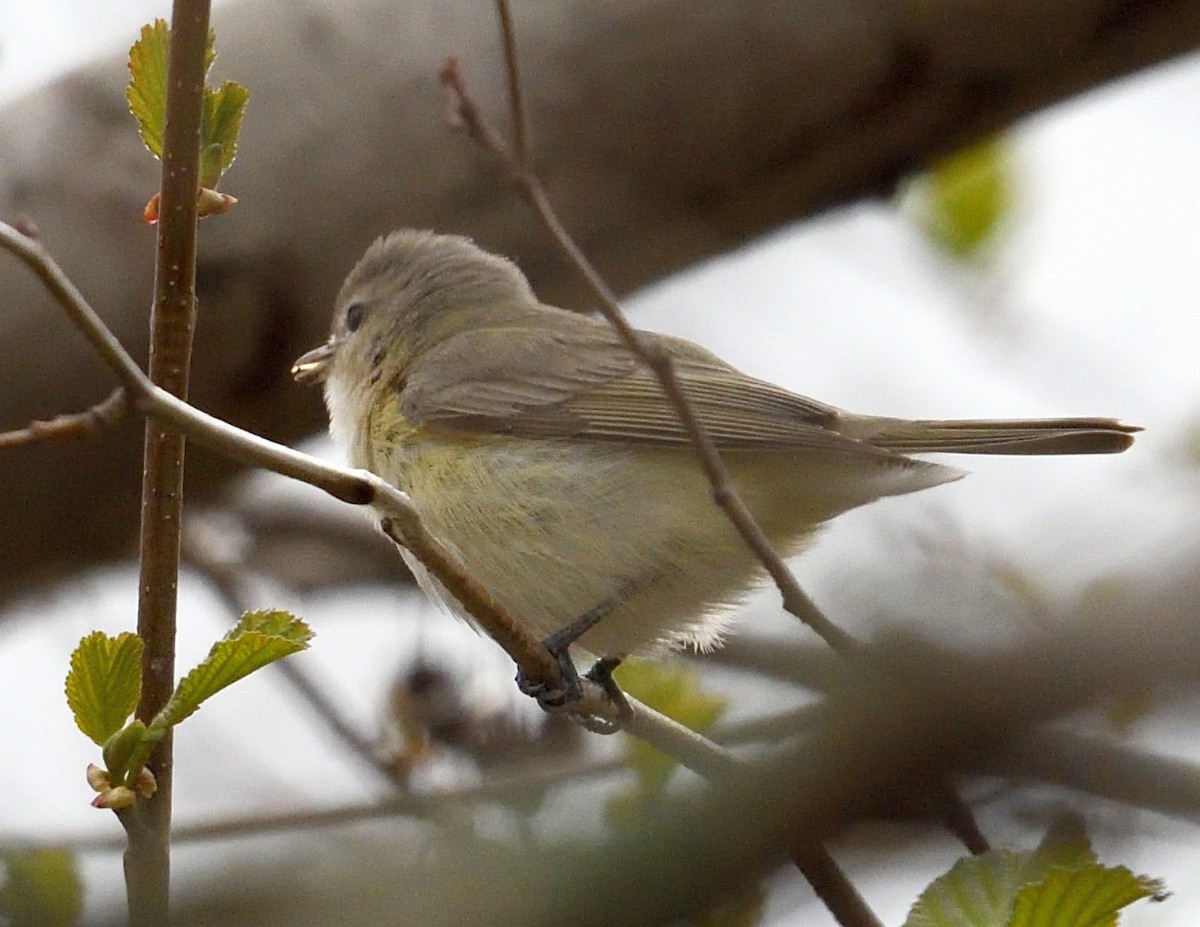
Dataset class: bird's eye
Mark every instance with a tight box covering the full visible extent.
[345,302,366,332]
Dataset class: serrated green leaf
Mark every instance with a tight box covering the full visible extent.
[906,850,1048,927]
[0,849,83,927]
[127,21,224,166]
[157,610,312,727]
[199,79,249,187]
[614,661,727,791]
[1008,864,1161,927]
[65,631,143,746]
[920,137,1012,259]
[906,822,1162,927]
[126,20,170,159]
[234,608,315,641]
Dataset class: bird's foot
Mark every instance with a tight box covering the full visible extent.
[515,634,583,711]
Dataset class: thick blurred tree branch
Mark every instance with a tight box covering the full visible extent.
[1,0,1199,599]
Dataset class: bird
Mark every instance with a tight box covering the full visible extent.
[293,229,1139,705]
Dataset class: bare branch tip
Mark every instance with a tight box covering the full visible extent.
[439,58,473,130]
[0,388,130,451]
[437,55,461,87]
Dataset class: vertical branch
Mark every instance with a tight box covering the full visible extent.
[124,1,212,923]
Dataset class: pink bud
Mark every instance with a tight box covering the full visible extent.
[134,767,158,798]
[92,786,135,810]
[197,187,238,219]
[86,763,112,793]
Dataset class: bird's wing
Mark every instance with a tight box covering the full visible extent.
[399,322,888,455]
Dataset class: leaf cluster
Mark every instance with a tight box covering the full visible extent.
[65,611,311,804]
[126,19,248,220]
[905,824,1164,927]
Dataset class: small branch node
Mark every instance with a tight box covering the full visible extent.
[0,388,129,451]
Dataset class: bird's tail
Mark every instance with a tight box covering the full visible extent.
[844,416,1140,455]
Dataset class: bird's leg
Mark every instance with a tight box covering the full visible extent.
[584,656,625,705]
[515,598,616,711]
[579,656,631,734]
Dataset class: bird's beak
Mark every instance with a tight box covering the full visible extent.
[291,339,337,385]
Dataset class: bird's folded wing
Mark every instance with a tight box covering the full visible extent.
[400,324,890,456]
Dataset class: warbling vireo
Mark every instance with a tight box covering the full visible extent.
[293,230,1138,703]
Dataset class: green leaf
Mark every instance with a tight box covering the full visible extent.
[127,20,240,183]
[0,849,83,927]
[906,850,1051,927]
[905,826,1163,927]
[126,20,170,159]
[1008,864,1162,927]
[613,661,727,791]
[919,137,1012,259]
[65,631,143,746]
[199,79,250,188]
[157,610,312,728]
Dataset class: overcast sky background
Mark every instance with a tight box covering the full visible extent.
[2,5,1199,925]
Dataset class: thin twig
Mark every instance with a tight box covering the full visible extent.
[0,388,128,449]
[789,840,887,927]
[495,1,528,163]
[39,752,628,852]
[195,515,741,784]
[27,713,736,852]
[440,58,855,657]
[624,698,744,779]
[0,221,558,692]
[468,2,991,855]
[378,516,561,689]
[0,228,149,392]
[935,788,990,854]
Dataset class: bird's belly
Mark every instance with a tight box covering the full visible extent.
[371,429,940,658]
[379,435,794,657]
